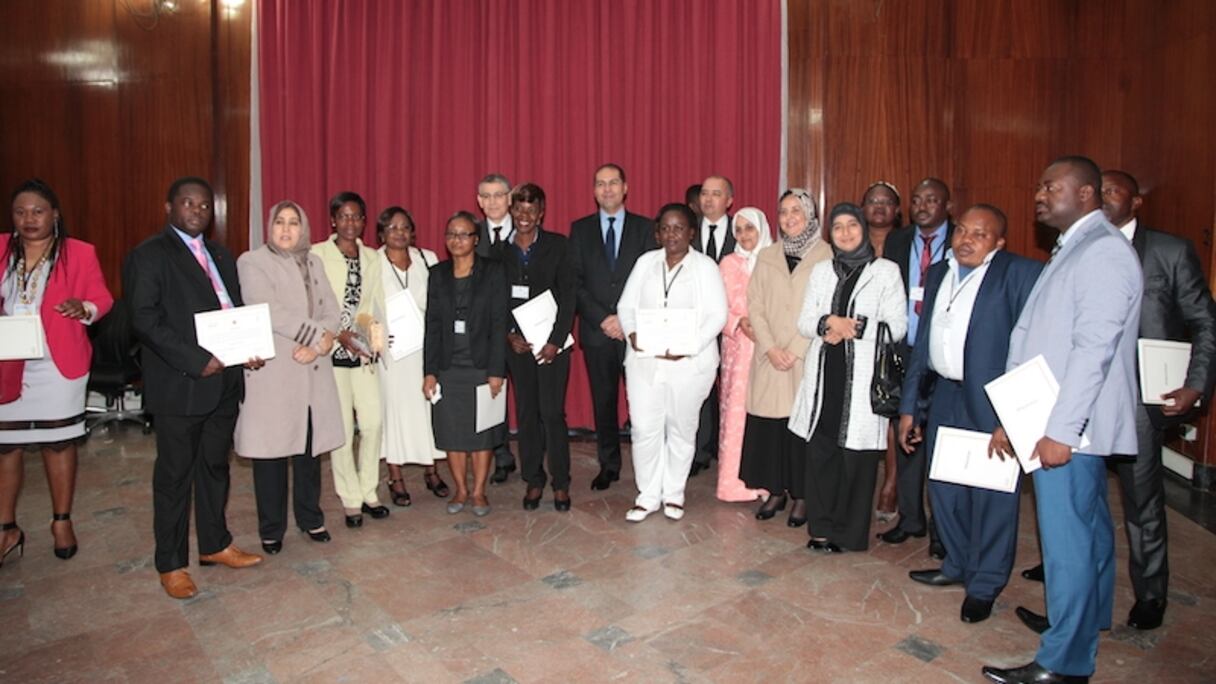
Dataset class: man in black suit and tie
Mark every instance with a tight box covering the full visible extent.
[1017,170,1216,634]
[880,177,954,554]
[570,163,658,490]
[474,173,518,483]
[124,177,263,600]
[688,175,737,475]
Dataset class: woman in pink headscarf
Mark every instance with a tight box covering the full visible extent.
[715,207,773,502]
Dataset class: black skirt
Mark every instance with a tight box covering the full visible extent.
[738,414,806,498]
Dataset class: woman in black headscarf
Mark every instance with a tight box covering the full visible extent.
[788,203,907,553]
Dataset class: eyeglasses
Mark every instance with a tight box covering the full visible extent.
[335,213,365,223]
[478,192,509,201]
[445,232,477,241]
[384,223,413,233]
[864,198,897,207]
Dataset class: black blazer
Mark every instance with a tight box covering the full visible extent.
[123,225,244,415]
[475,219,511,258]
[693,215,736,263]
[1133,225,1216,420]
[424,255,509,376]
[569,210,658,347]
[884,221,956,291]
[492,229,577,348]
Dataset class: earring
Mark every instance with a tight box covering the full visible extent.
[54,218,60,237]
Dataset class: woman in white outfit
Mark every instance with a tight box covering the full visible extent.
[373,206,448,506]
[618,203,727,522]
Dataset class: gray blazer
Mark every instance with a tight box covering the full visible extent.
[1007,210,1143,456]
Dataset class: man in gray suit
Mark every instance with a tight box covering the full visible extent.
[983,156,1142,684]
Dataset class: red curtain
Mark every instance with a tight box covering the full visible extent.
[258,0,782,430]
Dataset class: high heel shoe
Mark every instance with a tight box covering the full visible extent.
[787,499,807,528]
[755,494,787,521]
[386,478,412,507]
[51,513,77,560]
[1,521,24,568]
[261,539,283,554]
[424,471,450,498]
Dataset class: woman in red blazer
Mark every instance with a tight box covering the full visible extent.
[0,179,113,569]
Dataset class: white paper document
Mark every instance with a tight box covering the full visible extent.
[0,315,46,360]
[929,427,1020,493]
[475,380,508,432]
[633,308,697,357]
[985,354,1089,475]
[385,290,425,361]
[511,290,573,363]
[1138,339,1193,406]
[194,303,276,367]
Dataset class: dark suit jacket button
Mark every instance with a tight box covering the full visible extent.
[314,365,319,370]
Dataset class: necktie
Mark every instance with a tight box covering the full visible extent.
[706,224,718,261]
[1047,239,1063,264]
[493,226,502,244]
[604,216,617,271]
[915,236,933,315]
[189,239,232,309]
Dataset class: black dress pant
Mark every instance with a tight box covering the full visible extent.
[805,432,881,551]
[508,348,572,491]
[583,339,626,474]
[694,383,721,466]
[252,412,323,541]
[151,373,240,573]
[1113,405,1169,602]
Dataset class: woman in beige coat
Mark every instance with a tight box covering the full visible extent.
[738,189,833,527]
[235,201,345,555]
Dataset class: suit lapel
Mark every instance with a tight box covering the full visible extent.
[1132,224,1148,265]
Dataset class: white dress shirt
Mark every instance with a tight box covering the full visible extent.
[1118,217,1138,242]
[486,215,514,244]
[928,252,995,381]
[700,216,728,260]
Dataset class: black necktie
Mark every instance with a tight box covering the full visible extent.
[1047,238,1062,264]
[493,226,502,244]
[605,216,617,271]
[706,224,718,260]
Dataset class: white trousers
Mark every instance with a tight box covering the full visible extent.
[624,357,717,511]
[331,364,383,509]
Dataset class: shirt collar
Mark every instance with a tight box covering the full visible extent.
[170,224,203,245]
[916,220,948,243]
[599,207,625,224]
[1119,217,1138,242]
[1058,209,1104,248]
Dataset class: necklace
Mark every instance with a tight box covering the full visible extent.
[15,250,51,306]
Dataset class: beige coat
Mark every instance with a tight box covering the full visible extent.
[744,240,833,417]
[234,247,345,459]
[311,235,383,350]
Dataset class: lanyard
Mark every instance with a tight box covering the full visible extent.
[945,265,984,311]
[385,252,409,291]
[661,262,684,307]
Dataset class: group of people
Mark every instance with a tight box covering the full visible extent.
[0,153,1211,684]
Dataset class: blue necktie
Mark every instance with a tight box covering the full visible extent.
[605,216,617,271]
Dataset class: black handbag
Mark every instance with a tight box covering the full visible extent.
[870,321,904,418]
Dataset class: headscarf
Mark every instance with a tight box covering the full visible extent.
[827,202,875,275]
[778,188,823,258]
[266,200,316,315]
[731,207,774,272]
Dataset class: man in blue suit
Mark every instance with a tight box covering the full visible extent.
[898,204,1042,624]
[983,157,1142,684]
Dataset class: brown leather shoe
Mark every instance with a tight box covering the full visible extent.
[198,544,263,569]
[160,569,198,599]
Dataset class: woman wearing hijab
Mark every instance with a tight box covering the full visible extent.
[738,190,833,525]
[789,202,906,553]
[235,201,344,553]
[714,207,773,502]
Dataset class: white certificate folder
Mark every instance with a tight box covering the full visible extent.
[475,380,508,433]
[512,290,574,362]
[1137,339,1193,406]
[929,427,1020,493]
[194,303,276,367]
[0,315,46,360]
[984,354,1089,475]
[633,308,697,357]
[385,290,425,361]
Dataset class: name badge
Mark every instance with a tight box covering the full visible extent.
[511,285,530,300]
[454,320,467,334]
[910,286,925,303]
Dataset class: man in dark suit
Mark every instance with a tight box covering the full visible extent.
[569,163,657,490]
[473,172,518,483]
[897,205,1042,624]
[124,177,263,600]
[880,177,954,552]
[1017,170,1216,634]
[688,175,737,475]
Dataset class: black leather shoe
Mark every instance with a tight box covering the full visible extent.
[523,487,542,511]
[1127,598,1166,630]
[491,462,516,484]
[261,539,282,555]
[929,539,947,560]
[961,595,994,623]
[361,503,390,519]
[1015,606,1050,634]
[807,539,843,553]
[981,661,1088,683]
[590,469,619,491]
[1021,563,1045,583]
[689,461,708,477]
[306,528,331,543]
[909,569,962,587]
[554,491,571,512]
[755,495,787,521]
[877,527,926,544]
[345,514,363,528]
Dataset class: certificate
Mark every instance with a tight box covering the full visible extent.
[928,427,1020,493]
[511,290,573,363]
[0,315,45,360]
[385,290,425,361]
[1137,339,1193,406]
[984,355,1089,474]
[634,308,697,357]
[475,380,508,433]
[194,303,276,367]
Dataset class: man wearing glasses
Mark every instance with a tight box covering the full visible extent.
[474,173,517,483]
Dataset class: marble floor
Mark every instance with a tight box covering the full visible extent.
[1,427,1215,684]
